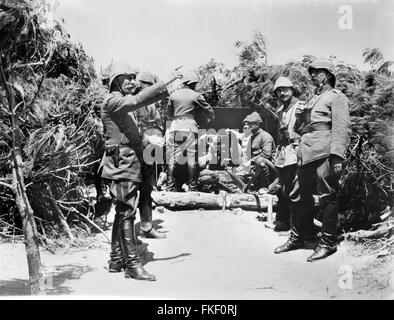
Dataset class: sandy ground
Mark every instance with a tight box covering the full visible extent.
[0,208,393,299]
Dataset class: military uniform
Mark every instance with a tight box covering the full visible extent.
[275,59,351,261]
[233,112,275,192]
[166,87,214,191]
[273,96,300,230]
[100,87,167,183]
[133,102,164,234]
[100,64,168,280]
[290,88,350,233]
[288,88,350,259]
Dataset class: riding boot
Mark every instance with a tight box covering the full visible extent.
[307,232,337,262]
[301,201,316,241]
[187,164,199,192]
[307,199,338,262]
[139,193,166,239]
[274,189,290,232]
[108,211,124,272]
[119,217,156,281]
[274,202,304,254]
[166,164,177,192]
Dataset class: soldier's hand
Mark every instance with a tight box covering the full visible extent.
[171,71,183,80]
[165,71,183,86]
[329,155,343,175]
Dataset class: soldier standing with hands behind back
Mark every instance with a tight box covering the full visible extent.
[274,59,351,261]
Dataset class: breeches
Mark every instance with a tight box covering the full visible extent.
[109,180,139,220]
[276,164,297,223]
[290,157,340,236]
[166,131,197,166]
[290,158,339,204]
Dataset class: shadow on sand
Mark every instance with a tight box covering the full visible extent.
[0,264,94,296]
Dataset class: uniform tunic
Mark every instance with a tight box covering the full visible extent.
[290,88,351,236]
[167,87,214,133]
[274,99,300,168]
[166,87,214,166]
[99,81,168,183]
[296,89,351,166]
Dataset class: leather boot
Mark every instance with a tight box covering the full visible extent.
[307,199,338,262]
[274,202,304,254]
[301,201,316,241]
[108,212,124,272]
[187,164,199,192]
[274,226,304,253]
[274,190,290,232]
[120,218,156,281]
[307,232,337,262]
[166,164,177,192]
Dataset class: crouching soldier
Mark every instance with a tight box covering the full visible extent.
[99,61,180,280]
[274,59,351,262]
[228,112,275,193]
[166,71,214,192]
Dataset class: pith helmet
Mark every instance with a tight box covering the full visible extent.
[137,70,157,84]
[243,112,263,124]
[182,71,199,85]
[308,59,336,79]
[109,61,137,90]
[274,76,294,91]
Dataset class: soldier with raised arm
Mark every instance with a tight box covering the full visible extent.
[99,61,180,280]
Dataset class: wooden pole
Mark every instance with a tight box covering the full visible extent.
[0,58,45,295]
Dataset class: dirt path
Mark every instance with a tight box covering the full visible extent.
[0,208,393,299]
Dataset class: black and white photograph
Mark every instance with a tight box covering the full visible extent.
[0,0,393,303]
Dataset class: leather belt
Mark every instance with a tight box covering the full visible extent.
[173,115,194,120]
[301,123,331,135]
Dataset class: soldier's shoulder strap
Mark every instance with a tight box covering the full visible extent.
[101,93,113,109]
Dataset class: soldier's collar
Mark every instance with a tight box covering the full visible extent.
[315,84,333,95]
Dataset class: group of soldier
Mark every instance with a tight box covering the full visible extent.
[98,58,350,281]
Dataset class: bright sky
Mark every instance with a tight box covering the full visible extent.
[52,0,394,78]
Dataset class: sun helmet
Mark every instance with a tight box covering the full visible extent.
[108,61,137,91]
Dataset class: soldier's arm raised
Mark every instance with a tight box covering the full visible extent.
[107,81,169,114]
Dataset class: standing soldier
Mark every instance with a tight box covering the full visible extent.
[99,61,180,280]
[274,60,351,261]
[134,70,166,239]
[272,77,300,232]
[166,71,214,192]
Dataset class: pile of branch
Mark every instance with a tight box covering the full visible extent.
[0,0,106,240]
[344,206,394,240]
[343,206,394,257]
